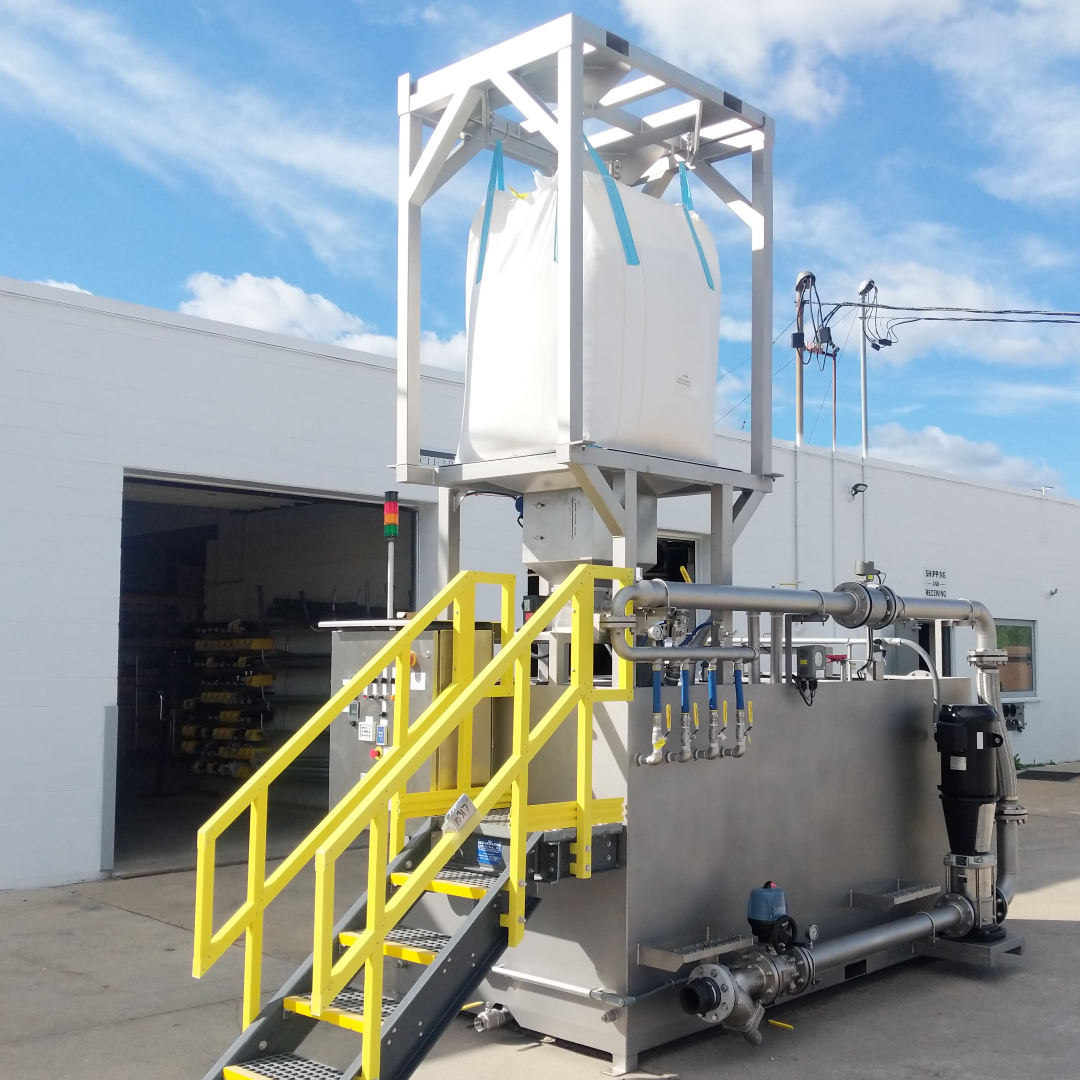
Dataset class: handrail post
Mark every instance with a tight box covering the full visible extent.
[192,830,216,976]
[362,802,390,1080]
[507,650,530,946]
[242,788,268,1028]
[454,578,476,790]
[571,571,595,879]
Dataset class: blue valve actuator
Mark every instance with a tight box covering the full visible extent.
[747,881,788,923]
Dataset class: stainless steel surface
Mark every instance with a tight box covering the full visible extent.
[914,927,1025,967]
[997,801,1026,903]
[607,634,757,664]
[476,675,971,1061]
[807,896,968,973]
[328,628,436,807]
[849,882,942,912]
[637,935,753,973]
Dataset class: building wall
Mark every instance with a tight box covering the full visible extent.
[658,433,1079,766]
[1,274,1074,889]
[0,278,471,889]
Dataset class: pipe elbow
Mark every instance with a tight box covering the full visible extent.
[966,600,997,652]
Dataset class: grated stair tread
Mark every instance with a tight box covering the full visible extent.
[322,988,397,1020]
[385,925,452,953]
[435,867,498,889]
[224,1053,341,1080]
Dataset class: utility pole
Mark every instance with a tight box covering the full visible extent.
[794,271,814,448]
[858,279,874,460]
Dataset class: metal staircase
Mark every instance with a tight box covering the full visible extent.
[192,565,634,1080]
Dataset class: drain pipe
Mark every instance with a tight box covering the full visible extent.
[722,665,749,758]
[636,661,667,767]
[693,662,723,760]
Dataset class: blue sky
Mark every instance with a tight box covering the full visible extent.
[1,1,1078,491]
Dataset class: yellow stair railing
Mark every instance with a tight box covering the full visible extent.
[192,569,516,1026]
[309,563,634,1080]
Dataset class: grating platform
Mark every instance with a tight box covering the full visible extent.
[223,1054,341,1080]
[390,866,497,899]
[282,989,398,1032]
[385,925,452,963]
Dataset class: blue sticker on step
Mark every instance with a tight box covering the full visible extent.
[477,838,503,868]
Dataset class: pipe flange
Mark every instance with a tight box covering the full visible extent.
[736,949,781,1005]
[936,892,976,939]
[833,581,872,628]
[872,585,899,630]
[686,964,736,1023]
[997,801,1028,825]
[779,947,814,995]
[967,648,1009,669]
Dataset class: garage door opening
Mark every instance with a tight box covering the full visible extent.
[113,478,416,875]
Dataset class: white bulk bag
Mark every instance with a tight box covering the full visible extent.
[458,159,721,464]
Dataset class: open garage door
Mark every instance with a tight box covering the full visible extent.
[112,477,416,875]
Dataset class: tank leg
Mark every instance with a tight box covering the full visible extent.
[605,1051,639,1075]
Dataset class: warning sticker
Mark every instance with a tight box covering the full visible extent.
[477,838,503,869]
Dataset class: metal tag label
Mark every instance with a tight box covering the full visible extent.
[950,755,967,771]
[443,793,477,833]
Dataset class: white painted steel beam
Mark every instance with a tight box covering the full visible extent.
[395,14,774,548]
[556,37,584,447]
[405,87,482,206]
[490,69,559,148]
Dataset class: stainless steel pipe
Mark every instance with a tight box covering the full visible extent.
[610,580,998,653]
[607,635,757,664]
[807,897,968,973]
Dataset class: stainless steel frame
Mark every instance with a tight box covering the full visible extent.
[394,15,774,579]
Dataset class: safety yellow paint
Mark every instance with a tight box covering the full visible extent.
[282,994,367,1033]
[389,871,489,900]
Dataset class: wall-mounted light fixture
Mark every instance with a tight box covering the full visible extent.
[850,482,868,498]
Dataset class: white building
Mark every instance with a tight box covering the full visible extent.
[0,277,1071,891]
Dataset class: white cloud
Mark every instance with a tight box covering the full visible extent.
[619,0,960,120]
[868,421,1060,489]
[0,0,396,264]
[179,272,466,371]
[620,1,1080,207]
[774,189,1080,370]
[719,315,752,342]
[35,279,90,293]
[972,381,1080,418]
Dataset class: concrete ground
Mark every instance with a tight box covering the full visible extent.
[3,775,1079,1080]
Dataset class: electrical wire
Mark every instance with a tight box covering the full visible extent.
[807,308,857,444]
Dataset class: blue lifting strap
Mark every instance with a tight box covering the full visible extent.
[475,139,505,284]
[584,136,640,266]
[679,162,715,290]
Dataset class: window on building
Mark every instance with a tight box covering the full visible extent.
[996,620,1035,697]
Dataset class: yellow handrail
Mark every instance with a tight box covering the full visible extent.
[308,564,634,1079]
[191,569,515,1027]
